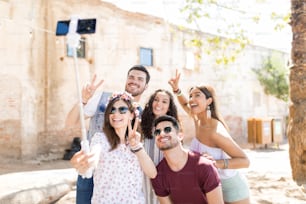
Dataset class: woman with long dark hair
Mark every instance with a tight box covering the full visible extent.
[140,89,179,204]
[169,70,250,204]
[74,91,156,204]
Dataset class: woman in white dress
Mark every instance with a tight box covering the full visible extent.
[76,91,157,204]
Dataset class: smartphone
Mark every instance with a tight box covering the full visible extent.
[56,18,96,36]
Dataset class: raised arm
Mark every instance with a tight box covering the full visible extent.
[65,74,104,128]
[168,69,191,116]
[128,118,157,178]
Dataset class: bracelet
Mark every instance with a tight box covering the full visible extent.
[223,159,229,169]
[176,90,182,96]
[131,146,143,153]
[173,89,182,96]
[130,143,143,153]
[173,88,180,93]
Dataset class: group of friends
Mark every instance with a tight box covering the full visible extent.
[65,65,250,204]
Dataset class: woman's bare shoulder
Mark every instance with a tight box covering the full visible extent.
[215,120,231,138]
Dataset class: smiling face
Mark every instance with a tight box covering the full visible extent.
[188,88,211,115]
[109,100,133,129]
[125,70,148,98]
[154,121,180,151]
[152,91,171,118]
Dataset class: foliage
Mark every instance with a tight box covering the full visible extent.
[271,12,291,31]
[252,53,289,102]
[180,0,290,65]
[180,0,249,65]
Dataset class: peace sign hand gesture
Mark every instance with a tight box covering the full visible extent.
[127,118,157,178]
[82,74,104,104]
[128,118,143,152]
[168,69,181,92]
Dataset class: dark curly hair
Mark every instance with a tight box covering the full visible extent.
[141,89,178,139]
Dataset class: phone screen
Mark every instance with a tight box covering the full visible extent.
[55,19,96,36]
[77,19,96,34]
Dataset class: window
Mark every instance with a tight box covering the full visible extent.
[140,47,153,66]
[67,37,86,58]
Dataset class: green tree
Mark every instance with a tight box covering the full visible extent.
[180,0,290,65]
[252,54,289,101]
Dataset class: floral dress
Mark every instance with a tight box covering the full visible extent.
[91,132,145,204]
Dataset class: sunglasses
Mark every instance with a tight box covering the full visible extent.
[153,126,172,137]
[110,106,129,114]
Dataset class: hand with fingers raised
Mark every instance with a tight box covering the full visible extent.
[168,69,181,94]
[128,117,157,178]
[128,118,143,153]
[82,74,104,105]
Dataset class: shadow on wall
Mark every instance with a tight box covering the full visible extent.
[224,115,245,146]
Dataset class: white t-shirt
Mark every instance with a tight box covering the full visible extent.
[83,92,103,118]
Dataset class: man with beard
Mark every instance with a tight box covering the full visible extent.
[66,65,150,204]
[151,115,224,204]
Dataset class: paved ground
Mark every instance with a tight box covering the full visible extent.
[0,160,76,204]
[243,144,306,204]
[0,143,305,204]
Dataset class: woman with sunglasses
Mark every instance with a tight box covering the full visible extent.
[75,91,157,204]
[168,70,250,204]
[140,89,179,204]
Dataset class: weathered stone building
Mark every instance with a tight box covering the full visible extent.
[0,0,288,160]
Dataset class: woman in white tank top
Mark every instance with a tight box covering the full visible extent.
[169,70,250,204]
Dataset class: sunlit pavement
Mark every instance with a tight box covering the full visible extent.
[0,168,76,204]
[1,143,305,204]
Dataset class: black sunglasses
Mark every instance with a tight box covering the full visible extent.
[153,126,172,137]
[110,106,129,114]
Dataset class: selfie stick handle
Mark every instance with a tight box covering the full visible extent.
[67,16,92,178]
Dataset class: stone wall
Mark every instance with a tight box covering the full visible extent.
[0,0,289,159]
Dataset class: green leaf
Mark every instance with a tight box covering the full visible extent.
[252,53,289,102]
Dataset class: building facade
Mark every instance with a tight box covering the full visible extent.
[0,0,288,159]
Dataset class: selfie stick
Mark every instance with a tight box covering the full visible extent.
[67,16,92,178]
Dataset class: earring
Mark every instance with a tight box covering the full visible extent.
[206,105,211,119]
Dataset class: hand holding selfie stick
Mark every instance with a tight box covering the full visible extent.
[67,16,93,178]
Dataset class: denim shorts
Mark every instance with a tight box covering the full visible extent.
[221,172,250,202]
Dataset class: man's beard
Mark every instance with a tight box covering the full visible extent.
[158,140,179,151]
[126,86,145,97]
